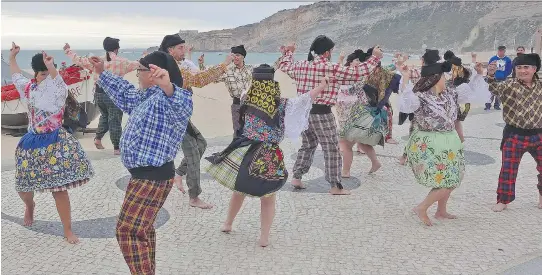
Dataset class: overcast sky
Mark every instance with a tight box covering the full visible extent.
[1,2,311,50]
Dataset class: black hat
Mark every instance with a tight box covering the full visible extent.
[139,51,183,88]
[231,45,247,57]
[252,64,275,80]
[421,61,452,77]
[515,53,541,72]
[103,37,120,52]
[422,49,440,65]
[346,49,367,64]
[443,50,462,66]
[366,47,374,57]
[498,46,506,50]
[308,35,335,61]
[31,53,56,72]
[159,34,185,52]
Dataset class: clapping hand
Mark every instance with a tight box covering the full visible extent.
[63,43,71,51]
[42,51,55,67]
[10,42,20,58]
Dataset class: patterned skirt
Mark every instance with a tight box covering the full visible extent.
[15,127,94,193]
[339,104,388,146]
[205,138,287,197]
[405,130,465,189]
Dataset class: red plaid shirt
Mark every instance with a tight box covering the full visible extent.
[276,51,381,105]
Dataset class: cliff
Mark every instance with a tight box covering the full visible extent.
[178,1,542,53]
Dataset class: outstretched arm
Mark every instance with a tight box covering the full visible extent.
[63,43,95,71]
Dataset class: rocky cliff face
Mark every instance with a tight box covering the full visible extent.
[179,1,542,54]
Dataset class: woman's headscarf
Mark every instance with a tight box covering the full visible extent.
[243,64,281,126]
[414,49,452,93]
[345,49,367,66]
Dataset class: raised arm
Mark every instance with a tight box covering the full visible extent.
[486,61,513,98]
[42,51,58,79]
[108,52,140,75]
[182,54,232,88]
[63,43,95,71]
[334,54,382,85]
[275,44,298,79]
[9,42,30,98]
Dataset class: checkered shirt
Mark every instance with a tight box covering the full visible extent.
[276,51,381,105]
[97,71,193,169]
[216,64,254,98]
[487,77,542,129]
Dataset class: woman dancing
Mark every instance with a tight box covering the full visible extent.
[206,64,328,247]
[399,49,485,226]
[338,49,401,176]
[9,42,94,243]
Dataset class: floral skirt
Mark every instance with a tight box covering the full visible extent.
[339,104,388,146]
[15,128,94,193]
[405,130,465,189]
[206,140,287,197]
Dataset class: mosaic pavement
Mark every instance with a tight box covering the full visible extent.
[1,110,541,275]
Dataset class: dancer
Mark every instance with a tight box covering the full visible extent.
[337,50,367,155]
[213,45,253,136]
[205,64,329,247]
[485,45,512,110]
[486,53,542,212]
[338,49,401,176]
[276,36,382,195]
[159,33,232,209]
[89,51,193,274]
[64,37,139,155]
[399,49,486,226]
[443,51,489,142]
[10,42,94,244]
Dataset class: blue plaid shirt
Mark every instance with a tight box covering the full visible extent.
[97,71,193,169]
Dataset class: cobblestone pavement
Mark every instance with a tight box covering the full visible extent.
[2,110,541,275]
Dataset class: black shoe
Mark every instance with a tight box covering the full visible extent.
[494,106,501,110]
[485,103,491,110]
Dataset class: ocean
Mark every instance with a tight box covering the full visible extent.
[1,49,394,70]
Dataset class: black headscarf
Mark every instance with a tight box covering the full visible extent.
[159,34,185,52]
[231,45,247,57]
[345,49,367,66]
[103,37,120,62]
[139,51,183,88]
[308,35,335,61]
[31,53,56,73]
[444,50,470,86]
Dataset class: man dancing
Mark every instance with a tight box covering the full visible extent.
[275,35,382,195]
[486,53,542,212]
[159,33,233,209]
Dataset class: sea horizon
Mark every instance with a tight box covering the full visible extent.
[1,49,396,70]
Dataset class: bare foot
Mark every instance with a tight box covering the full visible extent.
[538,195,542,209]
[491,203,507,212]
[398,155,407,166]
[64,231,80,244]
[368,162,382,174]
[189,197,213,209]
[412,207,433,226]
[356,149,366,155]
[386,138,399,145]
[329,187,351,195]
[221,223,232,233]
[174,175,186,194]
[341,170,351,178]
[434,212,458,220]
[259,237,270,247]
[94,139,105,150]
[23,202,35,226]
[113,149,120,155]
[291,179,306,189]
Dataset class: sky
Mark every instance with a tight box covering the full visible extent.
[1,2,311,50]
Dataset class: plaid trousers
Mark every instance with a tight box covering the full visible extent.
[176,121,207,198]
[293,113,342,188]
[95,91,123,149]
[385,105,393,141]
[116,178,173,275]
[497,133,542,204]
